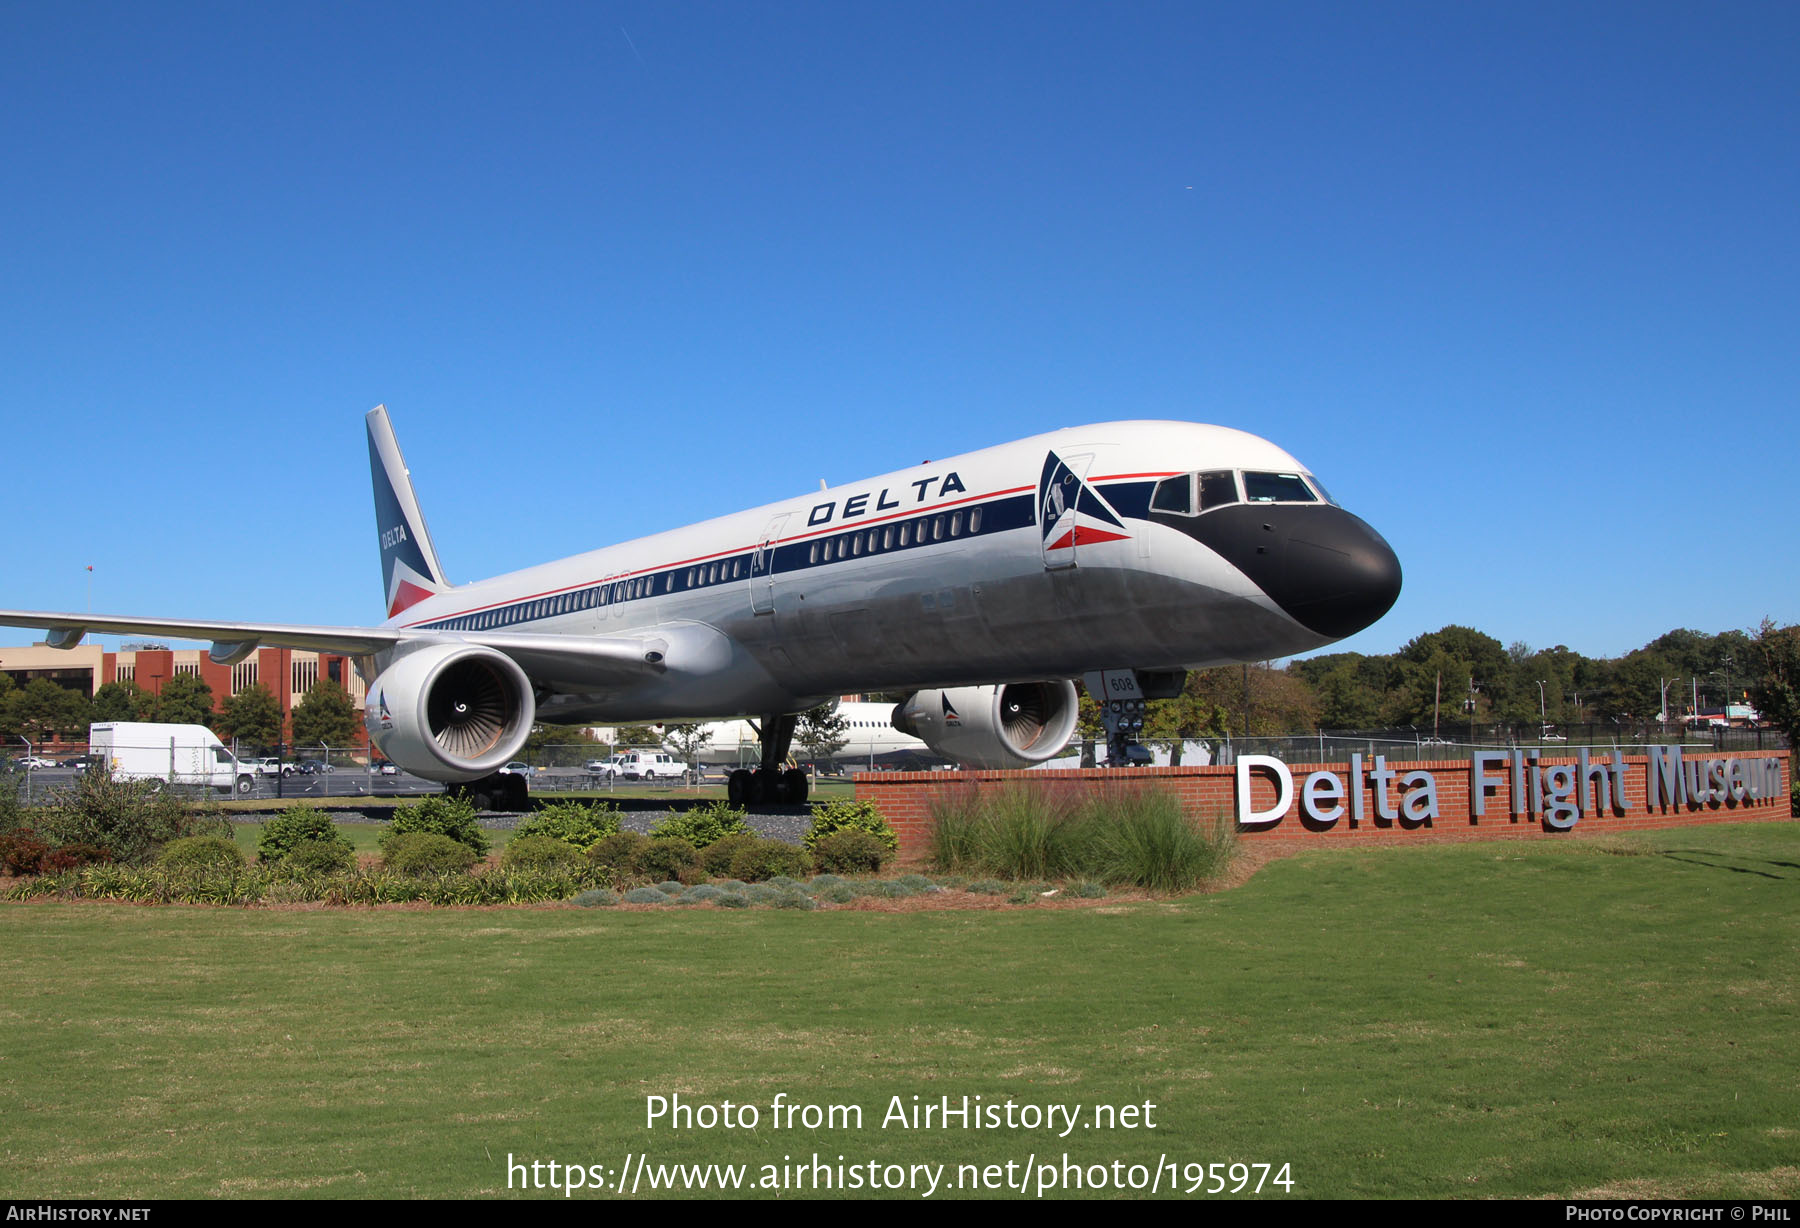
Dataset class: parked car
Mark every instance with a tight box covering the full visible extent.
[584,758,618,779]
[371,759,399,775]
[499,761,534,775]
[289,759,335,775]
[16,756,55,770]
[248,757,285,777]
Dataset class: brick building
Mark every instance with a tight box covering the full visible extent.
[0,641,367,750]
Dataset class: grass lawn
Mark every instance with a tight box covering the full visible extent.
[1,822,1796,1199]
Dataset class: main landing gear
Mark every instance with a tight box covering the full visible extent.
[451,770,529,812]
[726,712,810,806]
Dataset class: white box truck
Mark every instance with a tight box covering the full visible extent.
[88,722,258,795]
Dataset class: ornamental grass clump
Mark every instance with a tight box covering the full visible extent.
[1086,790,1233,893]
[927,782,1232,893]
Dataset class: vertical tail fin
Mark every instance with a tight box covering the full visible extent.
[367,405,451,618]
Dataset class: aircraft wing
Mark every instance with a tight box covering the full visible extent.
[0,608,666,685]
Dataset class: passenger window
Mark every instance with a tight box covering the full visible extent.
[1242,471,1317,503]
[949,511,962,537]
[970,507,982,533]
[1152,475,1193,514]
[882,527,892,550]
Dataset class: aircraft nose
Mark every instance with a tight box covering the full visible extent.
[1168,503,1402,639]
[1262,506,1403,638]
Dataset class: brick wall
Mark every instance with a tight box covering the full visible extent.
[854,750,1792,860]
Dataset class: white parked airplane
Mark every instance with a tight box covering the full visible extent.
[0,407,1400,808]
[672,702,948,772]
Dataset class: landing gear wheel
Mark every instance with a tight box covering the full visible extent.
[727,770,752,806]
[468,788,495,812]
[503,773,529,811]
[746,769,771,805]
[781,768,809,806]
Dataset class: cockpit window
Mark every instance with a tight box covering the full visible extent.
[1197,470,1239,510]
[1151,474,1192,514]
[1242,471,1318,503]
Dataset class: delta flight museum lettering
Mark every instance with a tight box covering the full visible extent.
[1236,746,1786,831]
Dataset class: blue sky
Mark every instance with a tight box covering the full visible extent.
[2,2,1795,662]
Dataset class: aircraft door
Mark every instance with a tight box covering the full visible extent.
[750,514,789,615]
[1039,451,1096,571]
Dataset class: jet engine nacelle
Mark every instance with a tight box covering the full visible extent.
[892,681,1080,769]
[363,643,535,782]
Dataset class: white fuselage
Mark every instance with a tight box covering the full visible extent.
[378,421,1385,723]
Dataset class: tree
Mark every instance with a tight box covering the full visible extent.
[150,674,214,725]
[1141,684,1227,765]
[520,723,597,767]
[1750,620,1800,750]
[214,683,284,751]
[661,722,714,775]
[612,723,664,751]
[291,680,357,749]
[90,680,152,723]
[795,705,849,768]
[4,678,91,745]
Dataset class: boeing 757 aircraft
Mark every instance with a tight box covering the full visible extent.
[0,407,1400,808]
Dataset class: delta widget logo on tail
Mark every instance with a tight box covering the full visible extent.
[1038,451,1131,551]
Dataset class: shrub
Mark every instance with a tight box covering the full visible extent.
[41,843,114,873]
[280,840,357,876]
[623,886,669,904]
[514,801,622,850]
[383,832,481,876]
[804,798,898,852]
[701,833,762,877]
[650,801,749,848]
[572,888,619,908]
[0,830,49,876]
[727,838,811,883]
[385,794,490,857]
[714,892,750,909]
[257,807,354,864]
[501,835,585,873]
[637,837,705,883]
[37,771,198,865]
[0,776,27,836]
[587,831,651,876]
[814,883,857,904]
[157,836,246,872]
[811,829,891,875]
